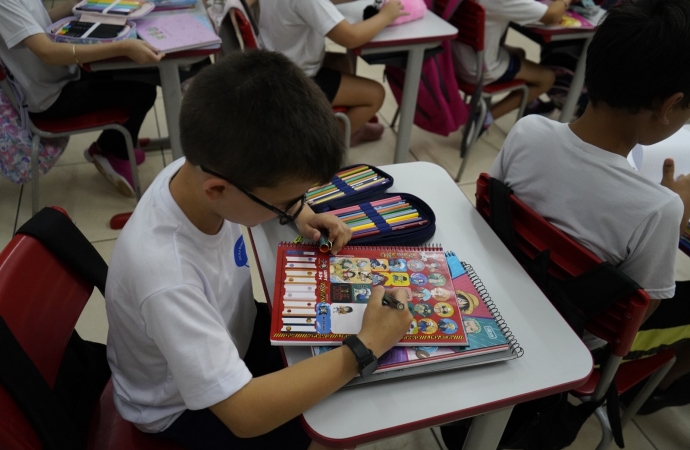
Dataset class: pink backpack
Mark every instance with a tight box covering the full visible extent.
[385,0,468,136]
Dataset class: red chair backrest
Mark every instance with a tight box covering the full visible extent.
[475,173,648,357]
[232,8,259,50]
[446,0,485,52]
[0,216,93,449]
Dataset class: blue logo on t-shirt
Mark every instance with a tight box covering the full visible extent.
[234,236,249,267]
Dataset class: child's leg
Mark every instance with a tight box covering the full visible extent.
[331,74,385,133]
[322,52,353,75]
[33,70,157,160]
[489,58,555,120]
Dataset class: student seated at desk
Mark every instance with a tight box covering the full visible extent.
[258,0,407,147]
[489,0,690,415]
[0,0,164,197]
[452,0,568,133]
[105,51,413,450]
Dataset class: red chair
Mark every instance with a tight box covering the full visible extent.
[0,61,142,215]
[475,173,676,450]
[222,3,352,147]
[0,207,182,450]
[449,1,530,181]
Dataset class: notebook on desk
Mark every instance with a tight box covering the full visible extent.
[135,13,221,53]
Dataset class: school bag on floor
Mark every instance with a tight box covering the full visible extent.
[0,69,68,185]
[384,0,469,136]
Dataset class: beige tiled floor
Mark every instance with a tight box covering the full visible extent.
[4,17,690,449]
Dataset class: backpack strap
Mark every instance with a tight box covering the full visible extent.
[16,207,107,295]
[0,316,83,450]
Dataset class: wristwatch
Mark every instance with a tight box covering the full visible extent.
[343,335,378,378]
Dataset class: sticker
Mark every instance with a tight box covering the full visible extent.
[352,284,372,303]
[410,273,428,286]
[428,273,447,287]
[463,317,482,334]
[370,258,389,271]
[414,302,433,317]
[430,287,450,301]
[438,318,459,334]
[418,318,438,334]
[407,319,419,335]
[434,302,454,318]
[455,290,480,315]
[411,287,431,301]
[330,284,352,303]
[389,259,408,272]
[407,259,425,272]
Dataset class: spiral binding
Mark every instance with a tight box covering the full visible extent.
[462,261,524,358]
[279,242,443,252]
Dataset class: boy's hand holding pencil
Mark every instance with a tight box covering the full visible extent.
[294,205,352,254]
[357,287,413,358]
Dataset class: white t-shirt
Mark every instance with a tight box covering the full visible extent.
[490,115,682,300]
[0,0,79,112]
[451,0,548,84]
[106,158,256,433]
[258,0,344,76]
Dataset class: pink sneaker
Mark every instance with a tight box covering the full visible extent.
[92,152,136,197]
[84,143,146,165]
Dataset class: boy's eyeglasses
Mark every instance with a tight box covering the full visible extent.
[198,166,306,225]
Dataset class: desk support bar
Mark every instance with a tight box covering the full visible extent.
[461,406,513,450]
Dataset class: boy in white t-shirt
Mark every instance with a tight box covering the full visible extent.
[105,51,413,450]
[489,0,690,415]
[258,0,407,146]
[452,0,569,131]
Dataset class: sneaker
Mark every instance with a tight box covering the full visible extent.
[84,143,146,166]
[92,152,137,197]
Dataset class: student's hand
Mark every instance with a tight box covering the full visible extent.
[122,40,165,64]
[357,287,413,357]
[380,0,410,21]
[295,210,353,254]
[661,158,690,234]
[661,158,690,200]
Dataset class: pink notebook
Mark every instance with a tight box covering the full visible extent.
[136,13,221,53]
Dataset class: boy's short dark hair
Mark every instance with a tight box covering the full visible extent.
[585,0,690,112]
[180,50,344,189]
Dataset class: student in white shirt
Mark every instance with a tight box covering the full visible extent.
[106,51,413,450]
[0,0,161,197]
[452,0,569,132]
[490,0,690,415]
[259,0,407,146]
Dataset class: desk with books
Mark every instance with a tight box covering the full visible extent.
[247,161,592,449]
[336,1,458,165]
[89,0,220,160]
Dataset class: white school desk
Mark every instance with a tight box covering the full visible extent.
[246,161,592,449]
[336,2,457,164]
[512,7,606,123]
[89,0,220,160]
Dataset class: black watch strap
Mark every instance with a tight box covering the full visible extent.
[343,335,378,378]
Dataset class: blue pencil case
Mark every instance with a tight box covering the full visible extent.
[307,164,394,214]
[327,192,436,247]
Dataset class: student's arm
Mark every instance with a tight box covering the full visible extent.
[22,33,163,66]
[209,287,412,438]
[48,0,79,23]
[327,0,408,49]
[660,158,690,235]
[540,0,572,26]
[643,299,661,323]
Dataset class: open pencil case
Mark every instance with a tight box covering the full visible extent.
[47,1,155,45]
[308,164,394,213]
[328,192,436,246]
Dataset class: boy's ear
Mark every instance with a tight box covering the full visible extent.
[657,92,685,125]
[202,178,229,201]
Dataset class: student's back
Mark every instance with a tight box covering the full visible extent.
[490,114,681,299]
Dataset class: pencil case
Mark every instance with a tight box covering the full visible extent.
[329,193,436,247]
[308,164,394,214]
[46,1,154,45]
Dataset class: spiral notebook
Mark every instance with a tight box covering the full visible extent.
[312,252,523,386]
[271,243,469,346]
[135,13,221,53]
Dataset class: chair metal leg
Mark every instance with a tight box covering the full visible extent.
[334,112,351,149]
[593,405,614,450]
[111,123,141,200]
[516,85,530,119]
[31,135,41,216]
[456,98,486,182]
[621,355,676,426]
[391,107,400,130]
